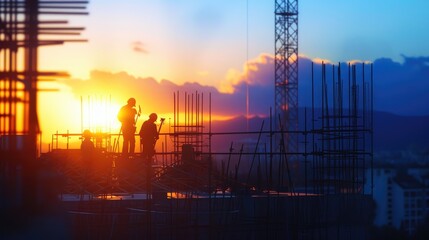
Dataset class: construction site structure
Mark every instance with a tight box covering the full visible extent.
[45,64,374,238]
[1,1,374,239]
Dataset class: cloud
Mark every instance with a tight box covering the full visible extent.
[299,55,429,116]
[220,53,274,94]
[131,41,148,54]
[221,53,429,116]
[372,55,429,115]
[61,54,429,118]
[62,71,246,117]
[310,57,332,65]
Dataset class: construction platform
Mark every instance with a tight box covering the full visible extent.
[27,148,373,240]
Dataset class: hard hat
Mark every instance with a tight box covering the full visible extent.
[149,113,157,120]
[127,97,136,104]
[83,129,92,138]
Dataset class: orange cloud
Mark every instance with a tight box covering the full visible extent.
[220,53,274,93]
[131,41,148,54]
[296,53,335,65]
[311,57,332,65]
[347,59,372,65]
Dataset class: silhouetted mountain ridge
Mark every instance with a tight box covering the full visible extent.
[210,110,429,153]
[372,111,429,152]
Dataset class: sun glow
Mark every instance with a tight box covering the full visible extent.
[81,96,121,134]
[38,85,125,151]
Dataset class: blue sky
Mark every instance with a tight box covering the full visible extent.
[44,0,429,82]
[300,0,429,63]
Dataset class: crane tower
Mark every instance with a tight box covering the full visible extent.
[274,0,298,154]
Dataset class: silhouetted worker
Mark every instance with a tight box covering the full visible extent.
[81,129,95,155]
[81,129,95,185]
[139,113,159,163]
[117,97,138,157]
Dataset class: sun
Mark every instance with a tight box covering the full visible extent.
[81,96,122,134]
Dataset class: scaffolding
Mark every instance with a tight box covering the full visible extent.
[0,0,88,228]
[171,91,209,162]
[0,0,88,148]
[45,71,373,238]
[307,62,373,195]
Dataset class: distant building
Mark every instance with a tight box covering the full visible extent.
[367,162,429,235]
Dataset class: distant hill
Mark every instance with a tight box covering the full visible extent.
[209,110,429,153]
[373,111,429,152]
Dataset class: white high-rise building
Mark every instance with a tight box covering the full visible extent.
[366,163,429,235]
